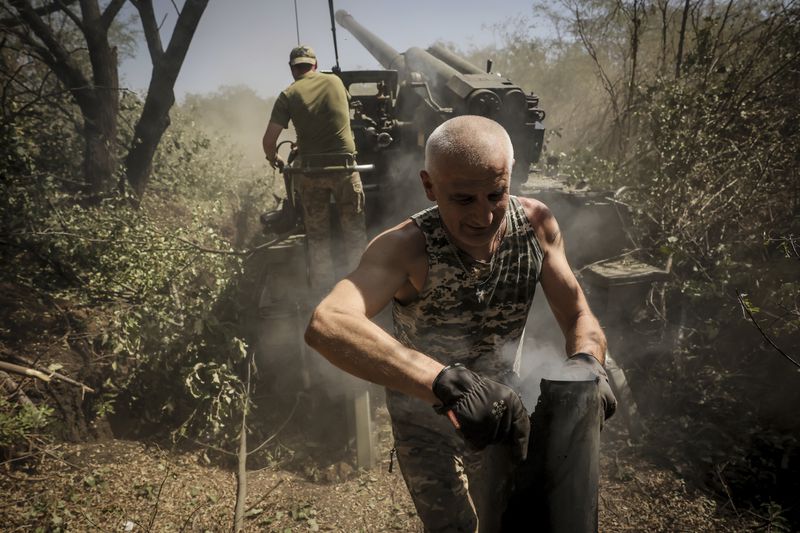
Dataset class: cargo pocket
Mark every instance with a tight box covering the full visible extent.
[342,172,365,215]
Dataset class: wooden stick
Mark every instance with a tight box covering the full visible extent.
[0,370,34,407]
[233,354,253,533]
[0,361,95,394]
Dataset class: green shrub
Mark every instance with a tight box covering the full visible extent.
[0,396,53,451]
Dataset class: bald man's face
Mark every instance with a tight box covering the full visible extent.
[420,148,512,257]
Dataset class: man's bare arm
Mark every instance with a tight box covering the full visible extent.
[262,121,284,167]
[523,198,607,363]
[304,222,444,404]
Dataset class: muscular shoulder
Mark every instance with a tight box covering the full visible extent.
[362,218,427,298]
[365,218,426,269]
[516,196,562,249]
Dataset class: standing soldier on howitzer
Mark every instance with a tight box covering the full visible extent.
[263,45,367,293]
[305,115,617,532]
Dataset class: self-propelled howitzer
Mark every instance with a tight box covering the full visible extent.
[334,9,546,190]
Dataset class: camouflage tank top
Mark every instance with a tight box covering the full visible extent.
[388,196,543,423]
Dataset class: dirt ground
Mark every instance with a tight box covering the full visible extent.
[1,407,758,533]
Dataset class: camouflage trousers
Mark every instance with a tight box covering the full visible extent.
[388,392,515,533]
[295,171,367,292]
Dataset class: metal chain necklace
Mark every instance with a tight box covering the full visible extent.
[442,218,507,303]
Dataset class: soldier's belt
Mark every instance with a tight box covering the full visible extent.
[284,153,374,176]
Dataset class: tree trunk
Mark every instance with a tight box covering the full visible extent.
[8,0,120,198]
[124,91,171,199]
[79,1,120,198]
[624,0,641,154]
[657,0,669,75]
[79,47,119,199]
[81,106,116,197]
[125,0,208,201]
[676,0,692,79]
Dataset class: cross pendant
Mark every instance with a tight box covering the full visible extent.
[476,288,487,303]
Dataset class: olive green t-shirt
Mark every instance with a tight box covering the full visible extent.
[269,71,356,156]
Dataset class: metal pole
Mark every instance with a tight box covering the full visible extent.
[328,0,341,72]
[293,0,300,45]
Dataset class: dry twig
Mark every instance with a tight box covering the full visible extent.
[146,467,171,532]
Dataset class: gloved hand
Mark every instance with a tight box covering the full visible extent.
[562,352,617,420]
[432,363,530,462]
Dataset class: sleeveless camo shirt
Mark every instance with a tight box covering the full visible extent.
[392,196,544,387]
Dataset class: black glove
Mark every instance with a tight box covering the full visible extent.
[432,363,530,462]
[562,352,617,420]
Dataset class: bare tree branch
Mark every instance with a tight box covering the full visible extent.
[7,0,91,107]
[132,0,164,63]
[100,0,126,30]
[0,0,77,27]
[55,0,85,32]
[568,0,620,118]
[707,0,734,77]
[736,291,800,371]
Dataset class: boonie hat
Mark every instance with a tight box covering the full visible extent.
[289,45,317,66]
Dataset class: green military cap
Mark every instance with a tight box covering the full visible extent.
[289,45,317,66]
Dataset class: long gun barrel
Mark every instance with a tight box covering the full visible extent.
[427,43,485,75]
[335,10,546,188]
[334,10,405,71]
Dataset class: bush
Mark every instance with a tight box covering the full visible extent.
[0,93,276,445]
[513,0,800,523]
[0,396,52,453]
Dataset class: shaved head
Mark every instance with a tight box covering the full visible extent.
[418,116,514,258]
[425,115,514,178]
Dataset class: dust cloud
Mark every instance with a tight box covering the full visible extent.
[184,32,622,464]
[180,84,277,169]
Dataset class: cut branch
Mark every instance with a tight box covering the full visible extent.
[176,228,299,258]
[0,360,96,394]
[0,370,34,406]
